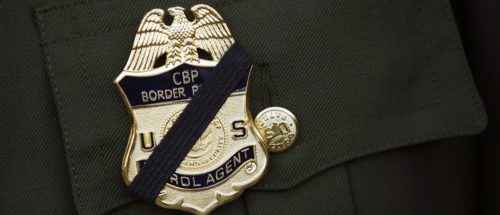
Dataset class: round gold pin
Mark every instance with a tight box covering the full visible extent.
[254,107,298,153]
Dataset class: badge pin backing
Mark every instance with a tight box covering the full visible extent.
[114,4,268,214]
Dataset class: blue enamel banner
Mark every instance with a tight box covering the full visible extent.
[118,64,248,107]
[139,146,255,189]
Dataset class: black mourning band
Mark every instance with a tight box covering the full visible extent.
[128,43,254,202]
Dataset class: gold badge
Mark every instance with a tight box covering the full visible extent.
[114,5,268,214]
[255,107,298,153]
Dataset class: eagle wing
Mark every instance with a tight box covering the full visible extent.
[191,4,235,61]
[124,9,171,72]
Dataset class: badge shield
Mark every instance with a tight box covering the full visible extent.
[114,5,267,214]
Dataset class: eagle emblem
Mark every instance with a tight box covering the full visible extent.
[115,4,268,215]
[124,5,234,71]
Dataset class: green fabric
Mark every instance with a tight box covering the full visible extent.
[0,0,76,214]
[0,0,486,214]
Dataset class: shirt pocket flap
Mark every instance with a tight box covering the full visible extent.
[35,0,486,214]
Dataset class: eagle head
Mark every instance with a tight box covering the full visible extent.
[167,6,186,17]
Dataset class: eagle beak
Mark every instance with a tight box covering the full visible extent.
[167,8,175,15]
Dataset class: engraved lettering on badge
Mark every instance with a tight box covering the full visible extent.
[231,120,248,140]
[140,69,201,103]
[137,145,255,189]
[166,146,255,189]
[116,4,270,213]
[161,110,227,169]
[140,132,156,151]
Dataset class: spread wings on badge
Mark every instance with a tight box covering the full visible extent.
[123,5,235,72]
[115,4,269,215]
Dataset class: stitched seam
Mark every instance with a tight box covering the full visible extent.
[36,0,487,193]
[38,0,99,14]
[257,63,272,107]
[37,32,486,192]
[218,0,249,7]
[39,0,251,45]
[344,165,360,215]
[44,22,136,46]
[259,125,481,189]
[263,63,280,106]
[259,1,487,189]
[35,9,87,214]
[38,0,248,15]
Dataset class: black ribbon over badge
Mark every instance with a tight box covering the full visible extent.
[128,43,254,202]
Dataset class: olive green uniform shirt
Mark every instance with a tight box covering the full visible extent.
[0,0,488,214]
